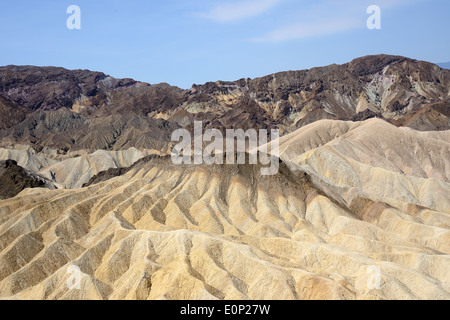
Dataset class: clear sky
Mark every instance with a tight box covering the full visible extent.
[0,0,449,89]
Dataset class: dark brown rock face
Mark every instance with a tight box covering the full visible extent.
[0,65,137,111]
[0,65,184,117]
[0,160,50,199]
[0,55,448,154]
[188,55,449,132]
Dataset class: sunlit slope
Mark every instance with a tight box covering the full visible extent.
[0,126,449,299]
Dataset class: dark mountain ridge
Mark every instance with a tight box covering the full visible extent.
[0,54,449,153]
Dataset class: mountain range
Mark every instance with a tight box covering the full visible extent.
[0,55,448,300]
[1,54,449,153]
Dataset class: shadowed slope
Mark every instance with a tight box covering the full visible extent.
[0,160,54,200]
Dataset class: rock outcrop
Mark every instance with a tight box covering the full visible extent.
[0,160,54,200]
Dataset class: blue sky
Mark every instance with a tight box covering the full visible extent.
[0,0,449,88]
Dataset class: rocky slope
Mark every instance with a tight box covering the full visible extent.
[0,160,54,200]
[0,109,180,153]
[0,119,448,300]
[0,55,449,300]
[188,55,450,132]
[37,148,158,189]
[0,147,159,190]
[0,55,449,154]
